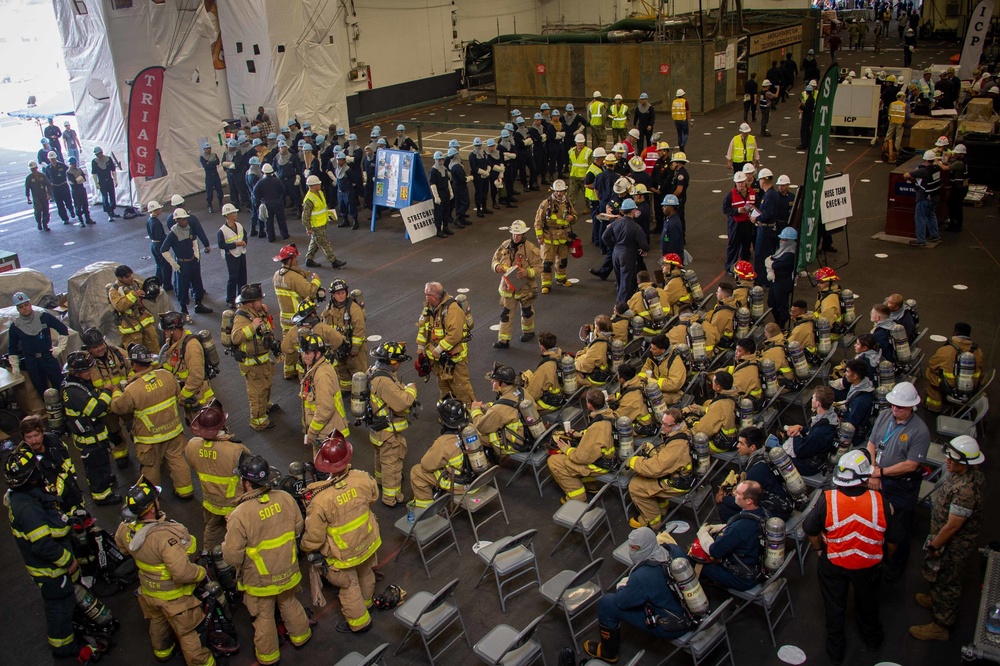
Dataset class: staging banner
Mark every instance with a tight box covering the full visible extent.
[797,65,840,272]
[127,66,166,178]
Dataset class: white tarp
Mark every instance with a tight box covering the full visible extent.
[0,268,55,312]
[66,261,172,347]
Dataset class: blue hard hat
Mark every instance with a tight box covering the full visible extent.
[552,109,561,116]
[449,139,460,148]
[301,143,313,151]
[303,129,313,136]
[640,92,649,99]
[297,139,307,147]
[281,125,290,133]
[486,138,496,147]
[504,123,514,131]
[473,137,483,146]
[433,151,444,160]
[267,132,277,140]
[251,126,260,133]
[201,141,210,149]
[336,127,345,135]
[373,125,381,132]
[249,156,261,165]
[565,103,575,111]
[252,138,263,146]
[370,129,379,137]
[500,130,510,138]
[779,227,798,240]
[94,147,103,154]
[805,85,814,92]
[227,139,237,148]
[315,134,325,143]
[661,194,680,207]
[278,140,288,147]
[349,133,357,141]
[533,112,543,120]
[620,199,637,212]
[335,149,346,159]
[447,147,458,157]
[302,121,311,129]
[511,109,521,117]
[40,138,48,145]
[396,124,406,131]
[377,138,387,146]
[237,129,247,137]
[68,156,77,163]
[515,116,525,124]
[287,119,297,127]
[540,103,550,110]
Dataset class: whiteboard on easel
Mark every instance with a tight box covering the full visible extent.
[831,82,880,130]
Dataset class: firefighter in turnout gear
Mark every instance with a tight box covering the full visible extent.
[668,309,722,359]
[471,363,525,456]
[230,283,278,430]
[924,322,983,412]
[159,312,215,425]
[612,364,656,434]
[82,326,133,468]
[273,243,322,380]
[108,264,160,351]
[628,408,694,528]
[642,334,687,405]
[114,477,214,666]
[110,345,194,498]
[61,351,121,505]
[491,219,542,348]
[323,279,367,392]
[684,371,739,452]
[523,331,564,414]
[183,403,250,550]
[5,445,86,659]
[366,341,418,507]
[788,300,818,355]
[534,180,578,293]
[301,434,381,634]
[223,455,313,662]
[299,334,351,456]
[548,389,617,502]
[814,267,844,334]
[286,299,346,377]
[409,398,476,507]
[728,338,763,403]
[416,282,476,405]
[575,315,614,386]
[20,415,85,514]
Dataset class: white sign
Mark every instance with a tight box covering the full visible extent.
[400,199,438,243]
[831,81,880,131]
[821,173,852,230]
[960,0,996,80]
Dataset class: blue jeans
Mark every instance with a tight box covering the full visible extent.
[675,121,689,148]
[914,198,939,243]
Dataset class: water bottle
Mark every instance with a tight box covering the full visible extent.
[988,603,1000,634]
[406,501,415,525]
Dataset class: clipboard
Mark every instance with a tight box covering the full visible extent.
[503,265,529,291]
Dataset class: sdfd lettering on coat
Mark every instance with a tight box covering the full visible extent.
[259,502,282,520]
[336,488,358,505]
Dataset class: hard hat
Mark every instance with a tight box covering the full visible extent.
[848,70,856,78]
[302,121,312,129]
[815,266,838,282]
[511,109,521,117]
[235,454,271,484]
[604,154,618,165]
[933,90,944,98]
[676,89,686,97]
[485,362,519,386]
[201,141,211,149]
[433,150,444,160]
[447,147,458,157]
[172,208,190,219]
[128,343,155,365]
[252,138,263,147]
[314,433,353,475]
[66,351,94,374]
[896,91,905,98]
[833,449,872,487]
[221,203,239,216]
[990,86,1000,94]
[437,397,469,429]
[923,150,937,161]
[377,138,387,146]
[671,152,688,163]
[762,79,771,87]
[779,227,798,240]
[396,124,406,131]
[540,102,550,110]
[805,85,814,92]
[738,123,752,133]
[743,163,756,174]
[159,311,186,331]
[661,252,683,266]
[945,435,985,465]
[28,161,37,168]
[985,72,994,78]
[533,112,543,120]
[250,125,260,133]
[809,79,818,87]
[733,260,756,280]
[190,401,228,440]
[639,92,649,100]
[261,163,274,174]
[147,200,162,212]
[227,138,237,148]
[248,156,261,165]
[593,90,602,97]
[504,122,514,131]
[237,282,264,303]
[935,135,950,147]
[887,75,896,83]
[953,144,967,154]
[633,183,648,194]
[613,177,630,194]
[661,194,680,207]
[473,137,483,146]
[448,139,460,148]
[281,125,290,133]
[349,133,357,141]
[267,132,277,140]
[81,327,106,348]
[302,130,313,137]
[733,172,747,183]
[613,143,626,153]
[565,103,575,111]
[371,340,411,363]
[68,157,77,164]
[758,168,773,179]
[291,299,318,325]
[886,381,921,407]
[273,244,299,262]
[906,28,914,34]
[500,129,510,138]
[551,110,560,116]
[125,475,161,516]
[807,48,815,55]
[515,116,525,124]
[923,67,932,74]
[298,333,327,353]
[170,194,185,206]
[628,128,640,139]
[336,127,346,136]
[330,278,349,294]
[95,146,104,154]
[4,444,39,488]
[47,151,57,159]
[315,134,326,144]
[629,156,645,172]
[306,175,321,186]
[863,67,873,77]
[620,198,637,212]
[486,139,496,147]
[509,219,530,235]
[614,94,623,100]
[40,138,48,145]
[552,179,568,191]
[877,70,887,80]
[574,134,585,143]
[593,147,607,158]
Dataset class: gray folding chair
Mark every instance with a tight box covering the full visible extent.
[394,493,461,578]
[785,487,823,574]
[472,613,547,666]
[538,557,605,653]
[937,393,989,440]
[594,463,636,517]
[453,465,509,541]
[333,642,390,666]
[474,529,543,612]
[505,423,557,497]
[724,553,796,646]
[656,598,735,666]
[551,483,616,560]
[393,578,471,664]
[585,649,644,666]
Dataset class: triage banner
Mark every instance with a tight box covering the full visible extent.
[798,65,840,271]
[400,200,437,243]
[127,66,166,178]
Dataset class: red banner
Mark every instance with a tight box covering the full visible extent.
[128,66,166,178]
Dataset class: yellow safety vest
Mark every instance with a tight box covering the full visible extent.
[588,101,605,126]
[672,98,687,121]
[584,164,601,201]
[732,135,757,163]
[305,190,328,228]
[889,100,906,124]
[610,103,628,128]
[569,147,592,179]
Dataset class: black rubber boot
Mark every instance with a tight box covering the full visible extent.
[583,624,620,663]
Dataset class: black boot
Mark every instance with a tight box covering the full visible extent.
[351,217,359,230]
[337,218,350,228]
[583,625,620,663]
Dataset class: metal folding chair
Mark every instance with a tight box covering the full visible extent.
[393,578,471,664]
[394,493,461,578]
[655,598,735,666]
[505,423,557,497]
[724,553,796,646]
[664,459,718,530]
[474,529,543,612]
[594,463,636,517]
[333,642,390,666]
[538,557,605,653]
[551,483,616,560]
[785,487,823,574]
[585,650,644,666]
[472,614,547,666]
[453,465,508,541]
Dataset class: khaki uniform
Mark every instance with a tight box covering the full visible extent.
[642,349,687,405]
[728,358,762,401]
[161,331,214,421]
[628,284,671,335]
[614,376,655,433]
[685,389,739,452]
[924,336,984,412]
[108,276,159,351]
[709,296,738,343]
[114,517,213,666]
[524,348,564,414]
[491,238,542,342]
[111,369,193,496]
[760,334,793,380]
[222,487,311,663]
[323,298,367,390]
[280,321,344,378]
[183,434,250,550]
[668,317,721,358]
[231,305,276,430]
[628,426,694,526]
[410,431,471,507]
[273,266,321,378]
[575,336,612,386]
[471,384,524,455]
[416,293,475,405]
[788,314,817,354]
[534,196,577,289]
[301,356,350,455]
[548,407,616,501]
[90,344,133,462]
[368,365,418,505]
[301,470,381,632]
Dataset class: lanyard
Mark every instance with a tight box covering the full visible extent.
[876,421,905,465]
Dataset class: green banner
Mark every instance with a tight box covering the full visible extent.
[797,65,840,272]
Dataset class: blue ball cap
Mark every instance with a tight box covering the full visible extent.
[448,139,460,148]
[473,137,483,146]
[486,138,496,147]
[252,138,263,146]
[396,124,406,131]
[500,129,510,138]
[661,194,680,207]
[13,292,30,306]
[249,156,261,165]
[40,138,48,145]
[620,198,637,212]
[540,103,550,110]
[94,147,103,154]
[779,227,798,240]
[533,112,543,120]
[433,150,444,160]
[447,147,458,157]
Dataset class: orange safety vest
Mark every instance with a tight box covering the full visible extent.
[823,489,886,569]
